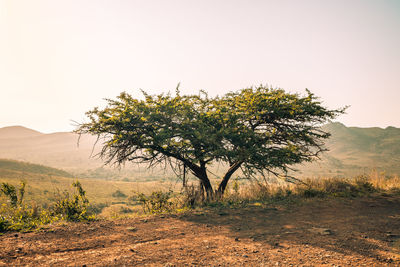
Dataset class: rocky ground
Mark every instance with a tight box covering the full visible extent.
[1,195,400,266]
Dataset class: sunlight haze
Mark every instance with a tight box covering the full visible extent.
[1,0,399,133]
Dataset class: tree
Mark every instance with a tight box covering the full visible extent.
[76,86,344,199]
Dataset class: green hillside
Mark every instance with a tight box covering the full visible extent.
[0,159,73,178]
[1,124,400,179]
[295,122,400,177]
[0,160,174,215]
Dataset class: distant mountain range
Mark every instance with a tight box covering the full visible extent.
[0,125,101,171]
[295,122,400,177]
[0,123,399,178]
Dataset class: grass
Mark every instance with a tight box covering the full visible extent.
[0,159,72,177]
[1,160,400,231]
[222,171,400,207]
[0,180,94,232]
[0,167,176,214]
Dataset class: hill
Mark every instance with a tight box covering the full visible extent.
[0,123,399,178]
[0,159,171,209]
[0,126,102,171]
[0,126,43,139]
[0,159,72,177]
[294,122,400,177]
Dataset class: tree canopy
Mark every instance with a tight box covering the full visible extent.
[76,86,344,198]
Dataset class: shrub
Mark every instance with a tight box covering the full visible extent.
[0,180,95,232]
[112,189,127,198]
[181,184,204,208]
[301,188,326,198]
[0,215,10,232]
[0,181,25,207]
[354,176,376,194]
[52,181,94,221]
[137,190,174,214]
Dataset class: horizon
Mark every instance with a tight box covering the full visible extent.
[1,0,400,133]
[1,121,399,135]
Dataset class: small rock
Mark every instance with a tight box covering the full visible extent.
[283,231,295,235]
[309,227,333,235]
[266,207,278,211]
[129,248,135,252]
[235,237,240,241]
[243,254,249,258]
[274,242,280,246]
[14,234,18,237]
[253,250,259,253]
[386,233,399,238]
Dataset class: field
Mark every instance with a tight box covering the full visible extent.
[0,159,179,218]
[2,159,400,265]
[1,194,400,266]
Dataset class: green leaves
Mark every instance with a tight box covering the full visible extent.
[76,85,344,195]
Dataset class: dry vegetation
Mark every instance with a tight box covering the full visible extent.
[1,172,400,266]
[1,166,400,230]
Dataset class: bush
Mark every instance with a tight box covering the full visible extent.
[137,190,174,214]
[0,181,25,207]
[0,215,10,232]
[301,188,326,198]
[112,189,127,198]
[52,181,94,221]
[0,180,95,232]
[0,202,60,232]
[181,184,204,208]
[354,176,376,194]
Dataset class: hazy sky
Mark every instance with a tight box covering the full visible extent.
[1,0,399,133]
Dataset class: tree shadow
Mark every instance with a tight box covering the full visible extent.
[178,195,400,264]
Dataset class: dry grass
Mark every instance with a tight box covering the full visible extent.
[224,171,400,203]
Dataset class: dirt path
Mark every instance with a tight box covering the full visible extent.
[1,195,400,266]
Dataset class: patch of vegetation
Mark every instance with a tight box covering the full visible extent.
[136,190,175,214]
[0,180,94,232]
[52,181,94,221]
[180,174,400,211]
[112,189,127,198]
[0,159,72,177]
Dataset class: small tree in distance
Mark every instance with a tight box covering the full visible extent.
[76,85,345,199]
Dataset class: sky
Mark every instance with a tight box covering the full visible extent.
[1,0,399,133]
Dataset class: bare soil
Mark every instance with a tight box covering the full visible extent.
[1,195,400,266]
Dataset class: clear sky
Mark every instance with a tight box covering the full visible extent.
[1,0,399,133]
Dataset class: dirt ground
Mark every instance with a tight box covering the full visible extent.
[1,195,400,266]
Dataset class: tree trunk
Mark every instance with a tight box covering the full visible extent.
[201,176,214,200]
[216,161,243,197]
[186,162,214,200]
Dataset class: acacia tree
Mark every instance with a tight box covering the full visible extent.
[76,86,344,198]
